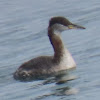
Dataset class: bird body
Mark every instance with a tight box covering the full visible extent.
[14,16,85,81]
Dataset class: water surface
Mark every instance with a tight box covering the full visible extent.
[0,0,100,100]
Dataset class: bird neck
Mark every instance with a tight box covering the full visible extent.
[48,27,65,63]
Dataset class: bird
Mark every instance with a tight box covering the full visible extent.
[14,16,85,81]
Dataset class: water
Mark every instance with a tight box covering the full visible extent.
[0,0,100,100]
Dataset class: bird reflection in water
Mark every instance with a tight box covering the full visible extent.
[42,68,79,96]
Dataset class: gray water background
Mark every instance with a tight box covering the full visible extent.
[0,0,100,100]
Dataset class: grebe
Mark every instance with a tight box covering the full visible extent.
[14,16,85,81]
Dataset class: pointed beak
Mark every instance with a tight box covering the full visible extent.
[68,24,86,29]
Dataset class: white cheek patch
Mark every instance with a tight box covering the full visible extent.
[52,24,69,32]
